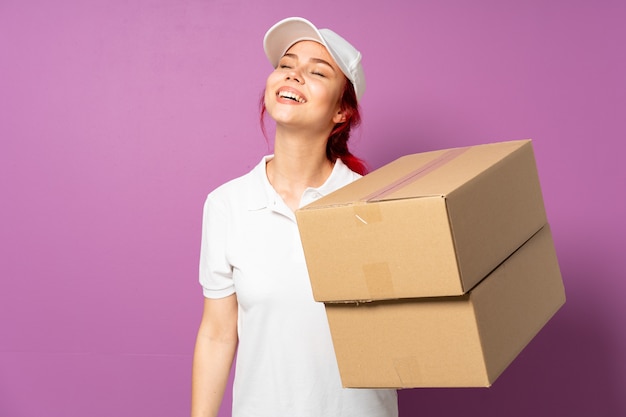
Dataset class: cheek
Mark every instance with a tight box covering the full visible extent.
[264,71,283,102]
[308,82,339,105]
[265,70,283,88]
[318,85,344,116]
[263,79,275,109]
[315,78,345,106]
[263,88,272,107]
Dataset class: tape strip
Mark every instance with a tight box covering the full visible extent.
[364,147,470,202]
[353,203,383,226]
[363,262,395,299]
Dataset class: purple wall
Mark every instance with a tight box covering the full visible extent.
[1,1,624,416]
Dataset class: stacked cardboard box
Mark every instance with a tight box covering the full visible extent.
[296,140,566,388]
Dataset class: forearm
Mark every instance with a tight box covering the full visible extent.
[191,334,238,417]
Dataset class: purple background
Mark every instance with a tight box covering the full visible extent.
[1,1,625,416]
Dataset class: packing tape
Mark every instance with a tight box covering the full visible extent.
[364,147,470,202]
[363,262,395,299]
[353,203,383,225]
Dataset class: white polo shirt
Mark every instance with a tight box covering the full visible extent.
[199,156,398,417]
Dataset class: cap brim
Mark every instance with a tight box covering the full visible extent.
[263,17,330,69]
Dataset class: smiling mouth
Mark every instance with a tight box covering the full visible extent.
[278,91,307,103]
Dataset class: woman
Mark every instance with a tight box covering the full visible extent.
[191,17,398,417]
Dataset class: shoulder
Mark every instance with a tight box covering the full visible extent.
[204,157,268,211]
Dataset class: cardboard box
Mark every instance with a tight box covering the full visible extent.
[324,225,565,388]
[296,140,547,301]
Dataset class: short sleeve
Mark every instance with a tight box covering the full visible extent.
[198,193,235,298]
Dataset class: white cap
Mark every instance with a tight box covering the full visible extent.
[263,17,366,101]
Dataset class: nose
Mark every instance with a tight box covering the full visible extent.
[285,68,304,84]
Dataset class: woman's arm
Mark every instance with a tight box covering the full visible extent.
[191,294,239,417]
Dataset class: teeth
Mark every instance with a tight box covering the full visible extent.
[278,91,306,103]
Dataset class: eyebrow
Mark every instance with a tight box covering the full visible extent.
[282,53,337,72]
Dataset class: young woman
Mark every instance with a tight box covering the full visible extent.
[191,17,398,417]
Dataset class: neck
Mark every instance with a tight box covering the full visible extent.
[266,127,334,211]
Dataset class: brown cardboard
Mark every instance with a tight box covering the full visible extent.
[324,225,565,388]
[296,140,547,301]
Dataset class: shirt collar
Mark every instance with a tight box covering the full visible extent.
[310,158,354,198]
[246,155,357,211]
[246,155,274,211]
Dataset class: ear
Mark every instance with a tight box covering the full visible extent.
[333,109,347,124]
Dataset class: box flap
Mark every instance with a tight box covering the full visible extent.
[299,139,532,210]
